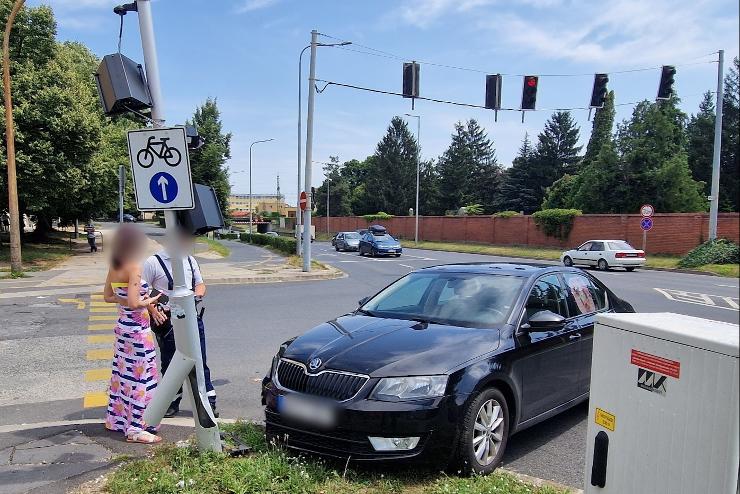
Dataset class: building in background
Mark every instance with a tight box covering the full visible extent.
[228,193,296,218]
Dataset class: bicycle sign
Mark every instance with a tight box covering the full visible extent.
[127,127,193,210]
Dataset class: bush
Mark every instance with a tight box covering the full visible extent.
[362,212,394,222]
[678,239,740,268]
[241,232,297,255]
[532,208,582,240]
[493,211,521,218]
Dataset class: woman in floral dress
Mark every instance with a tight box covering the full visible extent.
[102,224,162,443]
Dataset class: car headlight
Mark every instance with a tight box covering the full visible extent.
[370,376,448,401]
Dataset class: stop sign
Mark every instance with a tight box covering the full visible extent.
[299,191,307,211]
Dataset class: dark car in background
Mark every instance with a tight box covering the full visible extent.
[334,231,362,251]
[358,225,402,257]
[262,263,633,474]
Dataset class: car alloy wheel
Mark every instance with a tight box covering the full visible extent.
[335,245,340,251]
[473,399,505,466]
[563,256,573,267]
[455,387,509,475]
[598,258,609,271]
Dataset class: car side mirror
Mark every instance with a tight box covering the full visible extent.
[358,296,370,306]
[522,310,566,331]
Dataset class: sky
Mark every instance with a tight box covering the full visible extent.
[30,0,740,206]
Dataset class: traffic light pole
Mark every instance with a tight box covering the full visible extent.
[133,0,221,452]
[302,30,318,272]
[708,49,724,240]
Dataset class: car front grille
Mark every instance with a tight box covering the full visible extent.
[276,359,368,401]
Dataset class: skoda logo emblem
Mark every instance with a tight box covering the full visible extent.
[308,357,322,371]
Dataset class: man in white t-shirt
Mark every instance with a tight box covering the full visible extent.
[142,244,217,418]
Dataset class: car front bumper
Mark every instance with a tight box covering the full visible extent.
[262,377,463,462]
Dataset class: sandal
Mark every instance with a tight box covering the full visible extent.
[126,430,162,444]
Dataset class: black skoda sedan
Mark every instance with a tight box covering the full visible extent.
[262,263,633,474]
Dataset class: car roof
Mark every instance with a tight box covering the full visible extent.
[581,239,629,243]
[416,262,567,277]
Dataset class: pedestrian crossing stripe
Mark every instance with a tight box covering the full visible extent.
[91,301,116,307]
[86,348,114,361]
[88,323,113,331]
[87,334,115,344]
[84,368,112,381]
[89,307,119,313]
[83,391,108,408]
[89,315,118,321]
[91,294,104,300]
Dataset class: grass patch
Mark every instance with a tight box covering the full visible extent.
[0,242,71,273]
[196,237,231,258]
[699,263,739,277]
[106,422,570,494]
[414,241,564,262]
[286,255,328,270]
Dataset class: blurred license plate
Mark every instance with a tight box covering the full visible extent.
[277,394,336,428]
[626,253,637,257]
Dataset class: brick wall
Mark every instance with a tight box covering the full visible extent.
[314,213,740,255]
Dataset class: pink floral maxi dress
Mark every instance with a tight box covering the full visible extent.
[105,281,159,435]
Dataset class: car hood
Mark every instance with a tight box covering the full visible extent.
[282,314,499,377]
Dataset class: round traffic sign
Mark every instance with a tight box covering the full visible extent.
[640,204,654,217]
[149,172,178,204]
[640,217,653,231]
[299,191,307,211]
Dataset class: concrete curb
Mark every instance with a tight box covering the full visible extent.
[501,468,582,493]
[206,267,346,286]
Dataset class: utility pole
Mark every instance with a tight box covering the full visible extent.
[132,0,221,452]
[119,165,125,223]
[405,113,421,244]
[708,49,724,240]
[249,138,274,234]
[326,177,330,236]
[297,45,309,257]
[302,30,318,272]
[3,0,25,275]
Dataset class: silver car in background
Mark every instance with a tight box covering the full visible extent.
[334,231,361,251]
[561,240,646,271]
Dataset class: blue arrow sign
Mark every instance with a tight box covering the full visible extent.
[640,217,653,231]
[149,172,179,204]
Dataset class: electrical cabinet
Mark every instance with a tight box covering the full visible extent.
[585,312,739,494]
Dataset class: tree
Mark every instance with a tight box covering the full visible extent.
[582,91,615,167]
[720,57,739,211]
[499,134,539,214]
[363,117,419,216]
[187,98,231,218]
[686,92,716,196]
[569,140,630,213]
[314,156,352,217]
[534,111,582,176]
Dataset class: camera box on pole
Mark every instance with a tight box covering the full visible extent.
[94,53,152,116]
[584,312,738,494]
[177,184,225,235]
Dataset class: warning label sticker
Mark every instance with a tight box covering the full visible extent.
[594,408,615,431]
[630,349,680,379]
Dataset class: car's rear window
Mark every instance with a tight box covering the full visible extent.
[344,232,360,239]
[373,234,395,241]
[607,241,635,250]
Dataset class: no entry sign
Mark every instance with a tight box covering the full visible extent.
[299,191,307,211]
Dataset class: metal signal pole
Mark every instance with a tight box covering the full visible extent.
[3,0,25,275]
[302,30,318,272]
[708,49,724,240]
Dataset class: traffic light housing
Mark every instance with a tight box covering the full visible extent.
[485,74,502,110]
[521,75,538,110]
[402,62,420,98]
[589,73,609,108]
[657,65,676,100]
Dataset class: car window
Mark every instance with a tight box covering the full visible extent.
[371,275,433,312]
[563,273,608,315]
[525,274,568,320]
[590,242,604,251]
[578,242,592,251]
[345,232,360,239]
[607,241,633,250]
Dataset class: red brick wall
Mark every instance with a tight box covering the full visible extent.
[315,213,740,255]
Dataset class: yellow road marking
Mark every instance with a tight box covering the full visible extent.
[87,334,115,344]
[86,349,114,361]
[83,391,108,408]
[91,294,104,299]
[91,301,116,307]
[90,307,119,313]
[84,368,112,381]
[88,323,113,331]
[58,298,86,309]
[89,315,118,321]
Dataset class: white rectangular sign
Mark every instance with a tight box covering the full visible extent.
[127,127,194,210]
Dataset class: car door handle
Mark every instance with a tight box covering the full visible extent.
[569,333,582,340]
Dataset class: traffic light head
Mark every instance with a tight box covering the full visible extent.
[402,62,420,98]
[589,73,609,108]
[485,74,502,110]
[521,75,538,110]
[657,65,676,100]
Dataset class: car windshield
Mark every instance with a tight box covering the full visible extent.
[607,241,634,250]
[373,234,396,242]
[344,232,360,239]
[362,272,524,328]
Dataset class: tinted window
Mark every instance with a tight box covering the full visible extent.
[607,241,634,250]
[526,274,568,319]
[578,242,593,251]
[373,234,395,242]
[363,272,524,328]
[590,242,604,251]
[563,273,608,315]
[345,232,360,239]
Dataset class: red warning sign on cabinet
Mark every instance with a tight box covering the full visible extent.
[630,349,681,379]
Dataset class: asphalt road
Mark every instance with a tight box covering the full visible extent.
[0,238,737,489]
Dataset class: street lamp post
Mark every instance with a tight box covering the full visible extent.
[3,0,25,274]
[249,138,274,235]
[326,177,330,236]
[405,113,421,244]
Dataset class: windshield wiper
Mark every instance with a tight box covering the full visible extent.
[356,308,376,317]
[407,316,444,326]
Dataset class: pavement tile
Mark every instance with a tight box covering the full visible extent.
[14,430,94,450]
[0,447,11,465]
[11,442,110,466]
[0,461,107,494]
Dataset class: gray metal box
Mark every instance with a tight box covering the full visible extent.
[177,184,225,235]
[94,53,152,116]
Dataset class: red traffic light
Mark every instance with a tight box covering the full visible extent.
[526,77,537,87]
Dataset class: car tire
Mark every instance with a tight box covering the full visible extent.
[395,254,401,257]
[335,245,340,251]
[563,256,573,267]
[625,267,636,272]
[371,248,378,257]
[598,258,609,271]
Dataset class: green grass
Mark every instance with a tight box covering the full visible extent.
[699,264,739,277]
[195,237,231,258]
[0,243,71,273]
[106,422,571,494]
[287,254,328,270]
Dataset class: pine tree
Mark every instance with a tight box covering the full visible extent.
[582,91,615,167]
[499,134,539,213]
[720,57,739,211]
[535,111,582,176]
[686,92,715,195]
[187,99,232,218]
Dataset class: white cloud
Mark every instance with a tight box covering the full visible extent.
[235,0,279,14]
